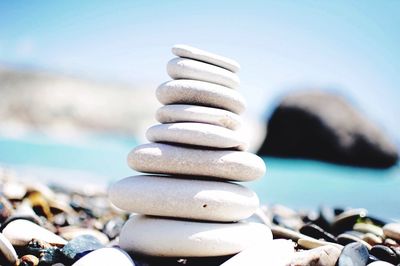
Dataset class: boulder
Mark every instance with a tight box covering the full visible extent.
[257,90,398,168]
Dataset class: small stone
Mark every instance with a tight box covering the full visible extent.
[156,79,246,114]
[2,182,27,200]
[290,245,341,266]
[156,104,242,130]
[370,245,398,265]
[109,175,259,222]
[167,57,240,89]
[72,248,134,266]
[354,223,384,237]
[384,238,398,247]
[337,242,369,266]
[128,143,266,182]
[172,44,240,73]
[297,238,343,250]
[383,223,400,241]
[367,261,395,266]
[221,239,295,266]
[299,223,337,243]
[362,233,383,246]
[61,235,104,262]
[58,227,109,245]
[0,233,18,265]
[332,209,368,235]
[20,255,39,266]
[2,219,66,246]
[271,225,314,242]
[119,215,272,257]
[146,122,248,150]
[337,233,372,250]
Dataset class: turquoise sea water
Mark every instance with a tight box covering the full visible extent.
[1,135,399,220]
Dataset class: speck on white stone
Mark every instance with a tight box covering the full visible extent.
[383,223,400,241]
[172,44,240,73]
[0,233,18,265]
[146,122,248,150]
[109,175,259,222]
[119,215,272,257]
[167,57,240,89]
[128,143,266,182]
[2,219,67,246]
[72,248,134,266]
[156,104,242,130]
[156,79,246,114]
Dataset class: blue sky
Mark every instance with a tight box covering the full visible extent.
[1,1,399,141]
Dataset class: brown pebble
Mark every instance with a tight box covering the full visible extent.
[384,238,399,247]
[362,233,383,246]
[20,255,39,266]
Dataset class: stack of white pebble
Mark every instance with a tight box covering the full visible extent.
[109,44,272,258]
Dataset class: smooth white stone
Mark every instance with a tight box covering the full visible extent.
[128,143,266,182]
[367,262,394,266]
[3,219,67,246]
[58,227,109,245]
[146,122,248,150]
[72,248,134,266]
[119,215,272,257]
[109,175,259,222]
[172,44,240,73]
[383,223,400,241]
[156,104,242,130]
[221,239,295,266]
[0,233,18,265]
[167,57,240,89]
[157,79,246,114]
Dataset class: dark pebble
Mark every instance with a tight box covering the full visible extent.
[370,245,399,265]
[337,242,369,266]
[60,234,104,262]
[299,223,337,243]
[337,232,363,246]
[331,209,367,236]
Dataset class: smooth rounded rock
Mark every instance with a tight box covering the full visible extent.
[156,79,246,114]
[167,57,240,89]
[72,248,134,266]
[367,262,395,266]
[172,44,240,73]
[128,143,266,181]
[354,223,384,237]
[290,245,341,266]
[156,104,242,130]
[337,233,372,250]
[119,215,272,257]
[383,223,400,241]
[0,233,18,265]
[299,223,337,243]
[337,242,369,266]
[298,238,343,250]
[109,175,259,222]
[2,219,67,246]
[370,245,399,265]
[146,122,248,150]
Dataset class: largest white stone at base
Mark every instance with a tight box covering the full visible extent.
[119,215,272,257]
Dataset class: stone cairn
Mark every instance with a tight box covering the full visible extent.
[109,45,272,258]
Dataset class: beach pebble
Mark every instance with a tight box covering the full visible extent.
[299,223,337,243]
[128,143,266,181]
[156,79,246,114]
[20,254,39,265]
[109,175,259,222]
[0,233,18,265]
[271,225,315,242]
[119,215,272,257]
[370,245,399,265]
[290,245,341,266]
[354,223,384,237]
[362,233,383,246]
[2,219,67,246]
[156,104,242,130]
[221,239,295,266]
[172,44,240,73]
[367,261,395,266]
[298,238,343,250]
[337,233,372,250]
[58,227,109,245]
[146,122,247,150]
[61,235,104,261]
[337,242,369,266]
[72,248,134,266]
[332,209,368,235]
[167,57,240,89]
[383,223,400,241]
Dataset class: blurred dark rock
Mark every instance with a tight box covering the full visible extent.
[257,90,398,168]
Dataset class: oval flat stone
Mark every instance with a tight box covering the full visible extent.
[156,104,242,130]
[354,223,384,237]
[0,233,18,265]
[157,79,246,114]
[172,44,240,73]
[109,175,259,222]
[2,219,67,246]
[383,223,400,241]
[370,245,399,265]
[291,245,341,266]
[119,215,272,257]
[367,262,395,266]
[146,122,248,150]
[338,242,369,266]
[128,143,266,181]
[167,57,240,89]
[72,248,134,266]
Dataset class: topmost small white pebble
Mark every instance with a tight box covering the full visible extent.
[172,44,240,73]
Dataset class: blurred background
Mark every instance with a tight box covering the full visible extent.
[0,1,399,219]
